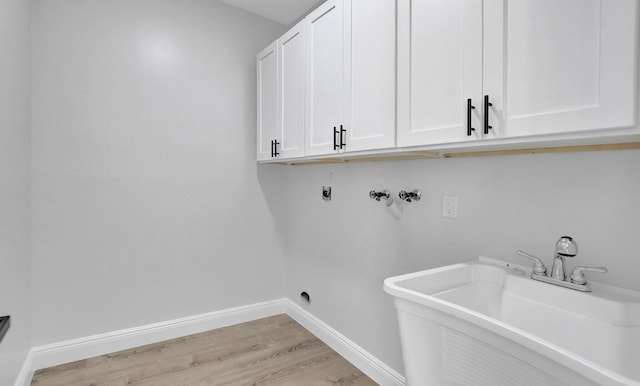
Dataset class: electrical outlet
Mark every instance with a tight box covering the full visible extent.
[442,195,458,219]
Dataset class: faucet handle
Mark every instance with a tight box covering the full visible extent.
[570,266,608,285]
[516,250,547,276]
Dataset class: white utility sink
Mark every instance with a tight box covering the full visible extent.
[384,257,640,386]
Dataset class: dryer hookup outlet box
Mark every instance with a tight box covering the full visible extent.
[322,186,332,201]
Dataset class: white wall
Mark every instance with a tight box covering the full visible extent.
[0,0,32,383]
[278,149,640,374]
[30,0,287,345]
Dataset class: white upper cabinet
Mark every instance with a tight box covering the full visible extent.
[346,0,396,152]
[257,22,305,161]
[261,0,639,162]
[257,42,278,161]
[305,0,346,156]
[397,0,483,146]
[483,0,638,139]
[398,0,639,148]
[278,21,305,159]
[305,0,396,156]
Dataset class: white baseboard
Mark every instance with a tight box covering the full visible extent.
[15,350,34,386]
[284,299,405,386]
[16,299,287,386]
[16,298,405,386]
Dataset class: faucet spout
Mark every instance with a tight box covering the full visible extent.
[550,236,578,281]
[550,255,567,280]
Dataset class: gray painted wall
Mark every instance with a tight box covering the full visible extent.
[278,149,640,373]
[30,0,287,346]
[0,0,32,383]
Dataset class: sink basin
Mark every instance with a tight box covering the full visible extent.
[384,257,640,386]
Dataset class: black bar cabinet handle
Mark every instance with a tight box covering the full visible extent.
[339,125,346,149]
[484,95,493,135]
[333,126,339,150]
[273,140,280,157]
[467,98,476,136]
[270,140,274,157]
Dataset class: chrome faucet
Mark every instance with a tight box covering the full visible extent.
[516,236,607,292]
[550,236,578,280]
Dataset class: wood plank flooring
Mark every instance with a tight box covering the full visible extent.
[31,314,377,386]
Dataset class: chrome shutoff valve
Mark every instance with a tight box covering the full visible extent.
[399,189,421,202]
[369,190,391,201]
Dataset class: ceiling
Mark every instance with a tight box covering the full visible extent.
[219,0,324,26]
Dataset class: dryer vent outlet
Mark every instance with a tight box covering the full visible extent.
[300,291,311,304]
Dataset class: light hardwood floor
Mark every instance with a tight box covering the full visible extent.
[31,314,377,385]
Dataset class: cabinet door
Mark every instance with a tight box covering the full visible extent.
[397,0,483,147]
[345,0,396,152]
[257,42,278,161]
[305,0,345,156]
[278,22,305,159]
[483,0,638,139]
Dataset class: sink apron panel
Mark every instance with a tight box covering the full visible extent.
[395,298,599,386]
[500,292,640,380]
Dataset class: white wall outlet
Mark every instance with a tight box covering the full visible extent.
[442,195,458,219]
